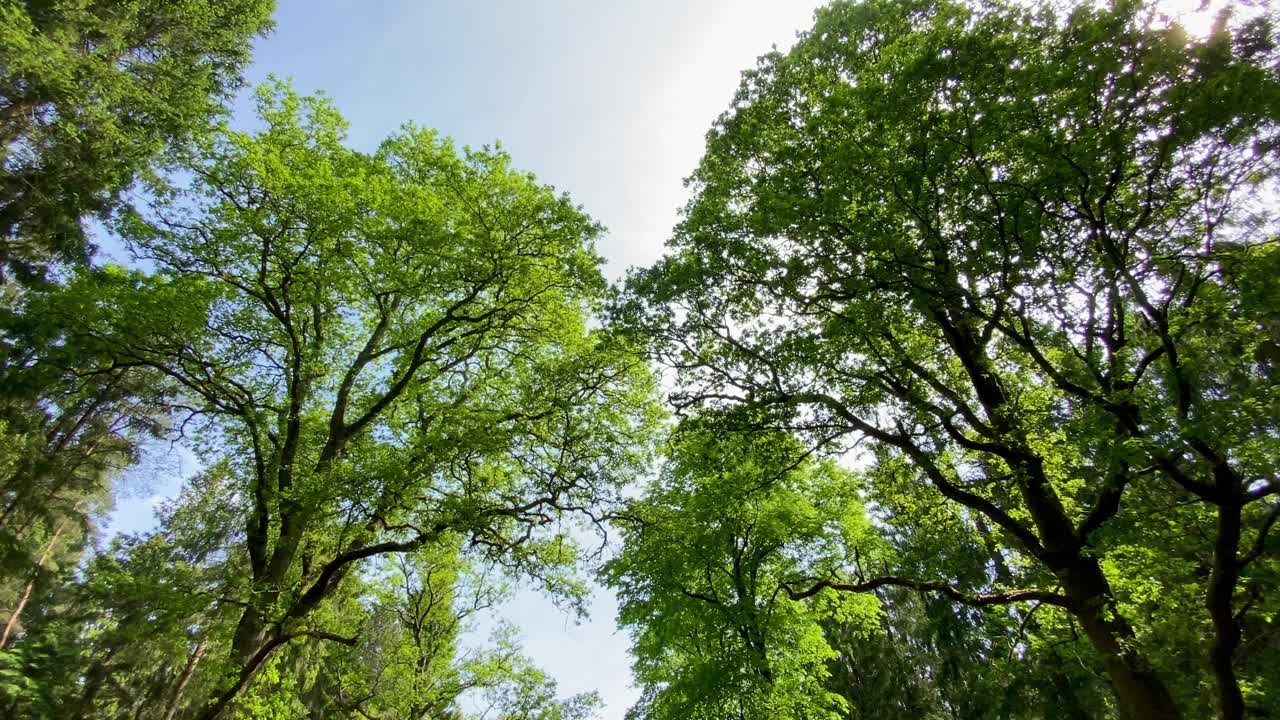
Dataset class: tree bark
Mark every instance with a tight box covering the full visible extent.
[0,517,65,648]
[1207,498,1244,720]
[0,577,34,649]
[163,637,208,720]
[933,305,1183,720]
[230,605,269,663]
[197,630,357,720]
[1057,557,1182,720]
[197,634,282,720]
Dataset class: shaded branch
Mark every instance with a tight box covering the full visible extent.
[783,576,1070,609]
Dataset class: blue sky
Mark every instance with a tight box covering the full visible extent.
[244,0,831,279]
[106,2,826,718]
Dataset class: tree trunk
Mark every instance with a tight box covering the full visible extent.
[933,307,1183,719]
[230,605,269,663]
[0,518,65,647]
[163,637,208,720]
[1059,558,1182,720]
[0,577,34,649]
[197,632,290,720]
[1207,498,1244,720]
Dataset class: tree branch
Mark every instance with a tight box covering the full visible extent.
[783,576,1070,608]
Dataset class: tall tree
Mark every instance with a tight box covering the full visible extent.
[290,544,600,720]
[41,82,657,718]
[0,297,170,649]
[0,464,249,720]
[0,0,272,660]
[0,0,274,285]
[2,463,602,720]
[617,1,1280,718]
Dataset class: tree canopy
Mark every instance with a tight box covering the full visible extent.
[616,1,1280,718]
[3,1,1279,719]
[2,82,660,719]
[0,0,274,285]
[1,0,271,680]
[603,423,881,720]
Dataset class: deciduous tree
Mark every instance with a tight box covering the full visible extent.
[603,424,882,720]
[617,2,1280,717]
[44,82,657,718]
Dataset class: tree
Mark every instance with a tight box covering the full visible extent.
[0,297,171,650]
[0,0,271,665]
[617,1,1280,718]
[39,82,657,718]
[230,540,602,720]
[0,464,249,720]
[603,423,883,720]
[0,0,274,285]
[2,462,602,720]
[605,421,1111,720]
[820,478,1113,720]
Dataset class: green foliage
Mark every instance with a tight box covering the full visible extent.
[617,1,1280,718]
[1,465,247,719]
[0,0,271,648]
[15,80,659,717]
[0,291,172,651]
[603,423,883,720]
[4,2,1279,720]
[0,0,274,284]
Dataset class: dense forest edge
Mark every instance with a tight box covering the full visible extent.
[1,1,1278,719]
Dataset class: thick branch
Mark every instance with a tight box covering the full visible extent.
[783,576,1069,608]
